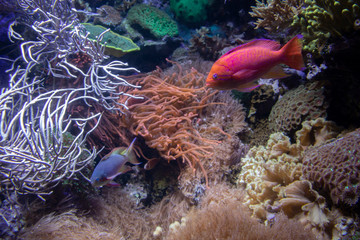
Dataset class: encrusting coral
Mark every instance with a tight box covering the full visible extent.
[236,119,356,239]
[121,4,178,40]
[295,117,341,149]
[268,82,328,136]
[189,27,230,61]
[302,128,360,206]
[237,132,303,220]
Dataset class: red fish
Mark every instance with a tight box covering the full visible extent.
[206,35,304,91]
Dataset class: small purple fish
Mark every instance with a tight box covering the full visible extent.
[90,138,140,188]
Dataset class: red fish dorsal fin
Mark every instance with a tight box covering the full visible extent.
[219,39,281,60]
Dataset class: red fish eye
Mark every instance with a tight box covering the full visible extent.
[213,73,218,79]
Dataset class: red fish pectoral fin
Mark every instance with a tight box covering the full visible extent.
[261,65,290,79]
[236,82,261,92]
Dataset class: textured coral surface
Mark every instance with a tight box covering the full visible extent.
[269,82,327,134]
[125,4,178,39]
[302,128,360,206]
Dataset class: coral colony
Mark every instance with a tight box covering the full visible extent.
[0,0,140,206]
[0,0,360,239]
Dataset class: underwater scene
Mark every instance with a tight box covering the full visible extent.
[0,0,360,239]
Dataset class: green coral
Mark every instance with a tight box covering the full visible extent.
[250,0,360,55]
[291,0,360,54]
[170,0,214,24]
[124,4,178,39]
[81,23,140,57]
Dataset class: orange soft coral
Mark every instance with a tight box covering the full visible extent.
[117,61,225,186]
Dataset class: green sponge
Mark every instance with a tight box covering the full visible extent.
[170,0,214,24]
[126,4,178,39]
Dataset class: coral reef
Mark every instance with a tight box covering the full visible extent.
[0,0,141,235]
[113,61,248,202]
[250,0,360,54]
[19,188,190,240]
[302,128,360,206]
[114,0,138,13]
[0,90,99,196]
[122,4,178,40]
[247,84,280,124]
[250,0,304,36]
[292,0,360,53]
[166,183,317,240]
[94,5,122,27]
[170,0,214,25]
[117,61,221,186]
[277,180,356,239]
[179,91,248,201]
[189,27,230,61]
[247,119,274,147]
[81,23,140,57]
[236,120,357,239]
[268,82,328,135]
[295,117,341,148]
[237,132,303,219]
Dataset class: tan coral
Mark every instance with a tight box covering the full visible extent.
[278,180,330,224]
[166,183,316,240]
[277,180,356,239]
[269,82,328,134]
[237,132,303,219]
[295,118,341,149]
[237,124,358,239]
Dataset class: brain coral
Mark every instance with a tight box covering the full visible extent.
[302,128,360,206]
[269,82,327,134]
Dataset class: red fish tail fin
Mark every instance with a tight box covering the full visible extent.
[281,35,304,70]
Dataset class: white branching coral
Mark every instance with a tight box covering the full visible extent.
[0,0,141,200]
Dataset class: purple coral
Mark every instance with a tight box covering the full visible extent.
[302,128,360,206]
